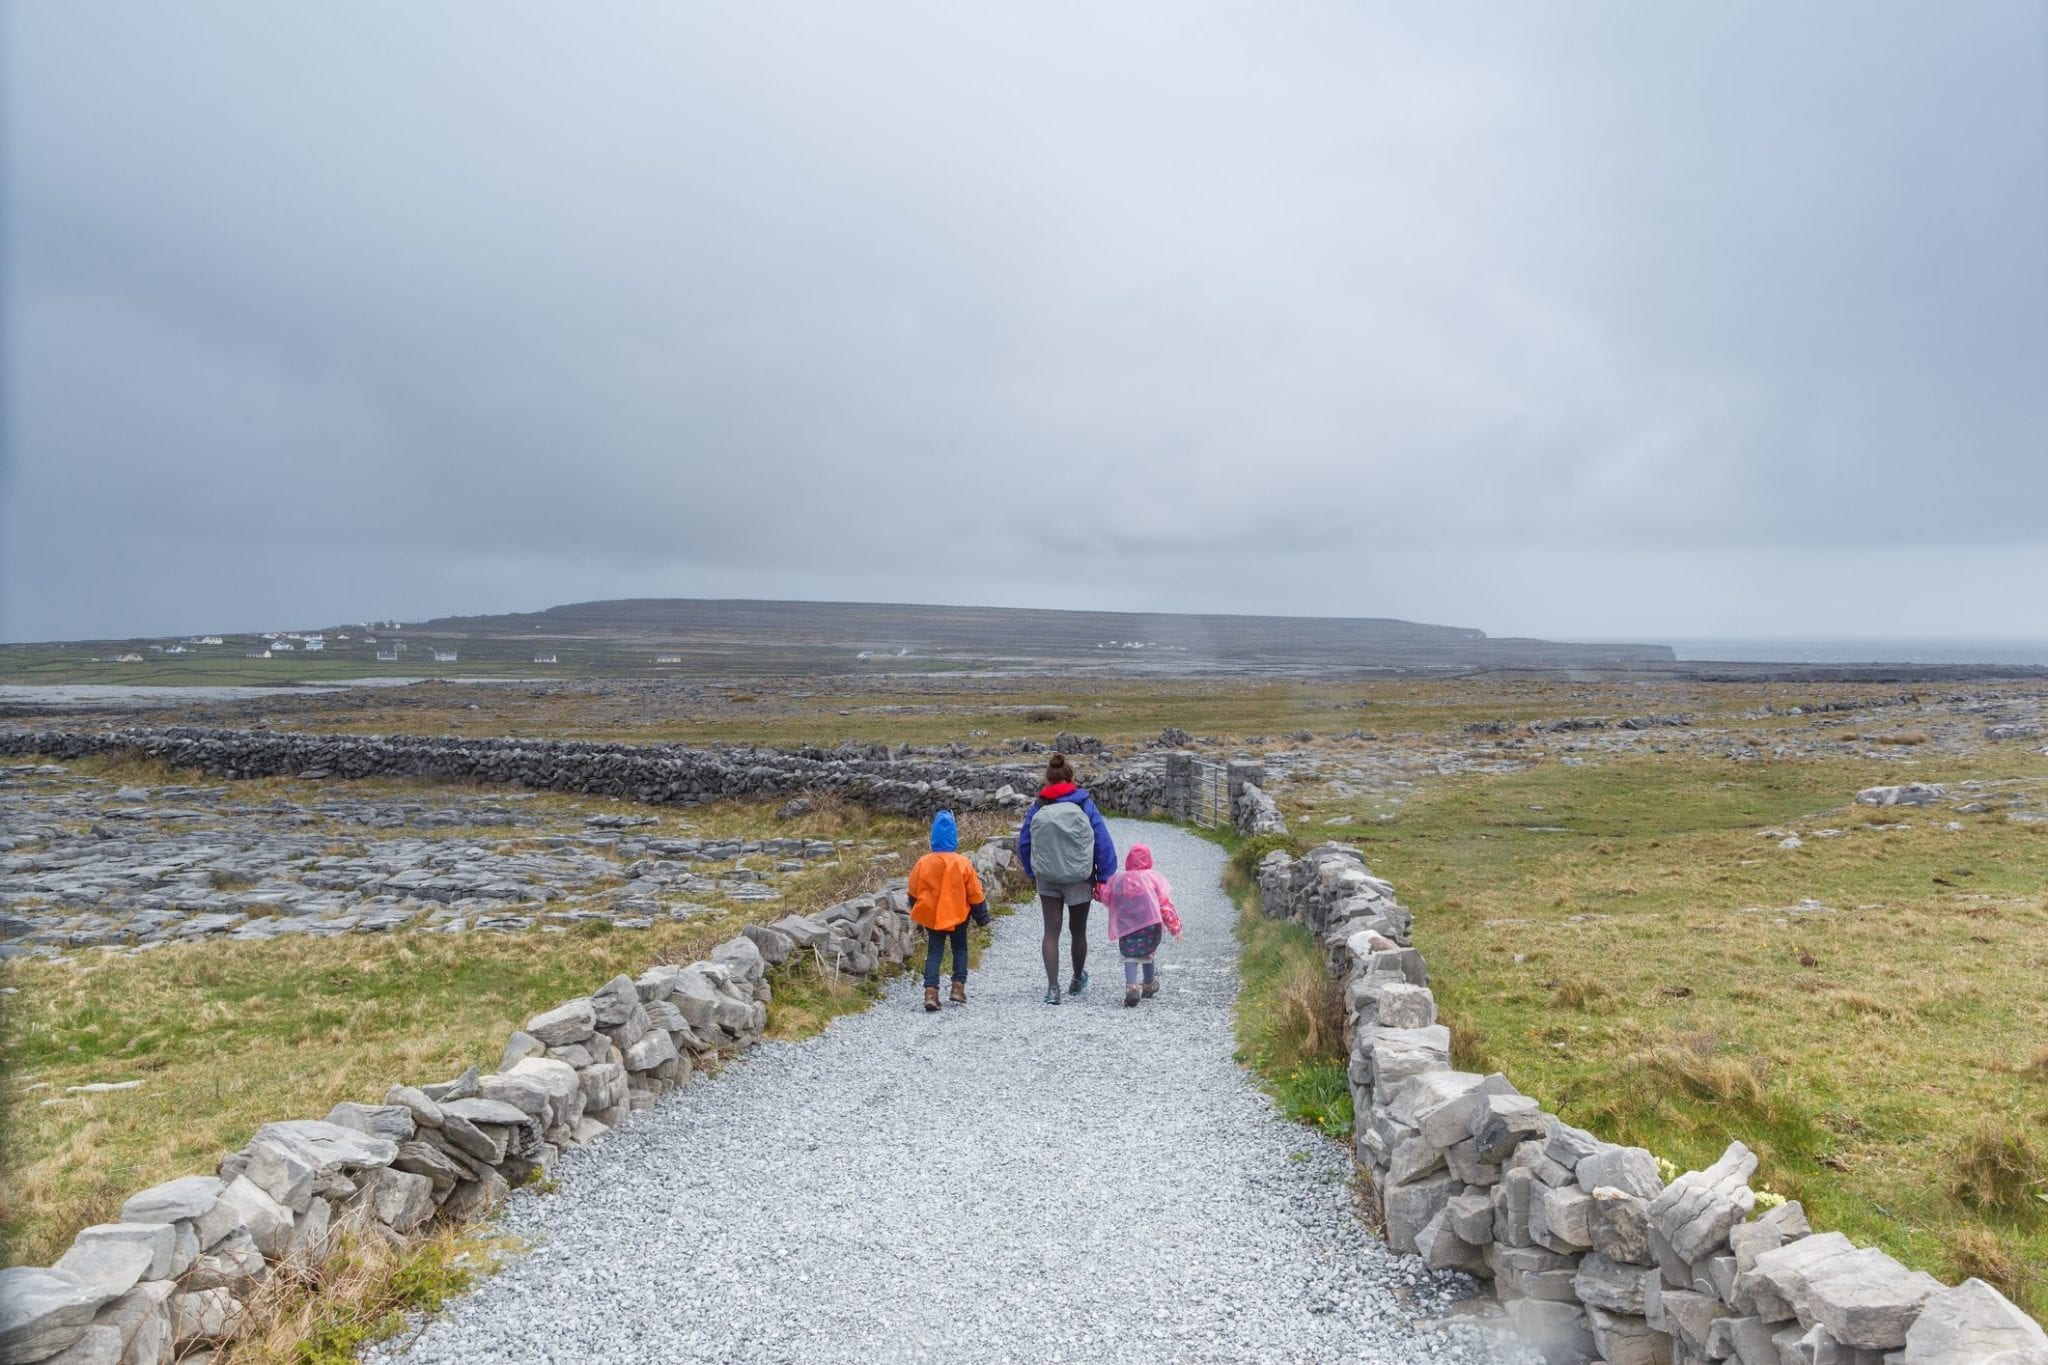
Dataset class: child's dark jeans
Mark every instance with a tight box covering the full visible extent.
[923,924,968,987]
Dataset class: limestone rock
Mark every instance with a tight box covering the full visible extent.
[1589,1187,1655,1265]
[351,1167,435,1234]
[92,1279,174,1365]
[57,1224,175,1288]
[1473,1095,1549,1163]
[1901,1278,2048,1364]
[525,999,596,1047]
[0,1267,112,1363]
[284,1197,332,1265]
[393,1140,468,1199]
[1575,1252,1650,1314]
[1578,1146,1663,1200]
[1647,1141,1757,1263]
[1587,1306,1673,1365]
[183,1229,265,1294]
[623,1028,678,1073]
[439,1170,509,1223]
[1735,1231,1859,1326]
[218,1177,292,1260]
[384,1085,444,1130]
[1384,1171,1460,1255]
[38,1324,121,1365]
[324,1103,416,1144]
[168,1286,242,1346]
[238,1120,397,1182]
[1802,1249,1943,1350]
[1536,1183,1595,1251]
[118,1176,221,1226]
[1417,1209,1488,1274]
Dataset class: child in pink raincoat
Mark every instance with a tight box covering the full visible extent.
[1096,843,1181,1008]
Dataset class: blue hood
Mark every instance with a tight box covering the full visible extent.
[929,810,958,852]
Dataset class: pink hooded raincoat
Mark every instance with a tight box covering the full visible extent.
[1101,844,1181,941]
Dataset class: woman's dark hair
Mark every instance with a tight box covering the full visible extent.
[1045,752,1076,785]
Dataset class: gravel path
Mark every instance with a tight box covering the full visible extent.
[373,821,1500,1364]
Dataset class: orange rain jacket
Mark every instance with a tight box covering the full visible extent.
[907,851,987,932]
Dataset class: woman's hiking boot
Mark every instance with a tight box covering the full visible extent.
[1123,986,1141,1008]
[1068,970,1089,996]
[923,986,941,1013]
[949,980,967,1005]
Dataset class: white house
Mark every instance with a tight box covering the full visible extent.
[246,649,272,659]
[303,639,325,652]
[655,655,683,664]
[199,636,223,646]
[533,652,558,664]
[271,641,295,652]
[432,650,459,663]
[375,649,400,662]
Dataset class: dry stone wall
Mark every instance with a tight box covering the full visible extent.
[0,727,1184,826]
[0,837,1023,1364]
[1254,842,2046,1365]
[0,727,1039,819]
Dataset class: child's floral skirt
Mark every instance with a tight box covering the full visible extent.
[1117,923,1163,959]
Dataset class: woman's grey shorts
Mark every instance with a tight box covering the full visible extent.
[1035,878,1094,908]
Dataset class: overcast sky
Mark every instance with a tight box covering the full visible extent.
[5,2,2046,645]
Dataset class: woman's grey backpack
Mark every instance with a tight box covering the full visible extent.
[1030,801,1095,882]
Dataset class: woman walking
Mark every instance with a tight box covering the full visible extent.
[1016,753,1118,1004]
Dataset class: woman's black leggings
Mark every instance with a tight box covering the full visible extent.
[1039,895,1089,988]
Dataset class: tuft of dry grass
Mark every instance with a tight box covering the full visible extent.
[1947,1121,2047,1217]
[1871,732,1933,746]
[1943,1226,2039,1309]
[1552,975,1617,1013]
[220,1215,519,1364]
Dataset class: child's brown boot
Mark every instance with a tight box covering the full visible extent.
[1141,980,1159,999]
[923,986,940,1012]
[949,980,967,1005]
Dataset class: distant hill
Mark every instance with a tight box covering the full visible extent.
[410,598,1677,675]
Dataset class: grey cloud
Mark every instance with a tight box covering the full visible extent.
[4,1,2045,642]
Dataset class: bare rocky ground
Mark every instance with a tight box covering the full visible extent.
[0,766,860,959]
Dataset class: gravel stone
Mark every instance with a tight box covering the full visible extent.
[370,821,1514,1365]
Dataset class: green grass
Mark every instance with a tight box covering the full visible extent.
[1221,839,1352,1141]
[1306,748,2048,1316]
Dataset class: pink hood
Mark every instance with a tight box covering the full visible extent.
[1102,843,1179,940]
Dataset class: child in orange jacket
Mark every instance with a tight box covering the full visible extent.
[907,810,990,1011]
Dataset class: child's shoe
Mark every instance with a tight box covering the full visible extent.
[923,987,940,1012]
[1141,980,1159,999]
[1123,986,1141,1008]
[950,980,967,1005]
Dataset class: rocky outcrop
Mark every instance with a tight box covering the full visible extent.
[1,837,1020,1363]
[1254,841,2039,1365]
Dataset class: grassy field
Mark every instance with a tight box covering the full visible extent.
[0,791,1011,1270]
[67,673,1897,754]
[1293,748,2048,1313]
